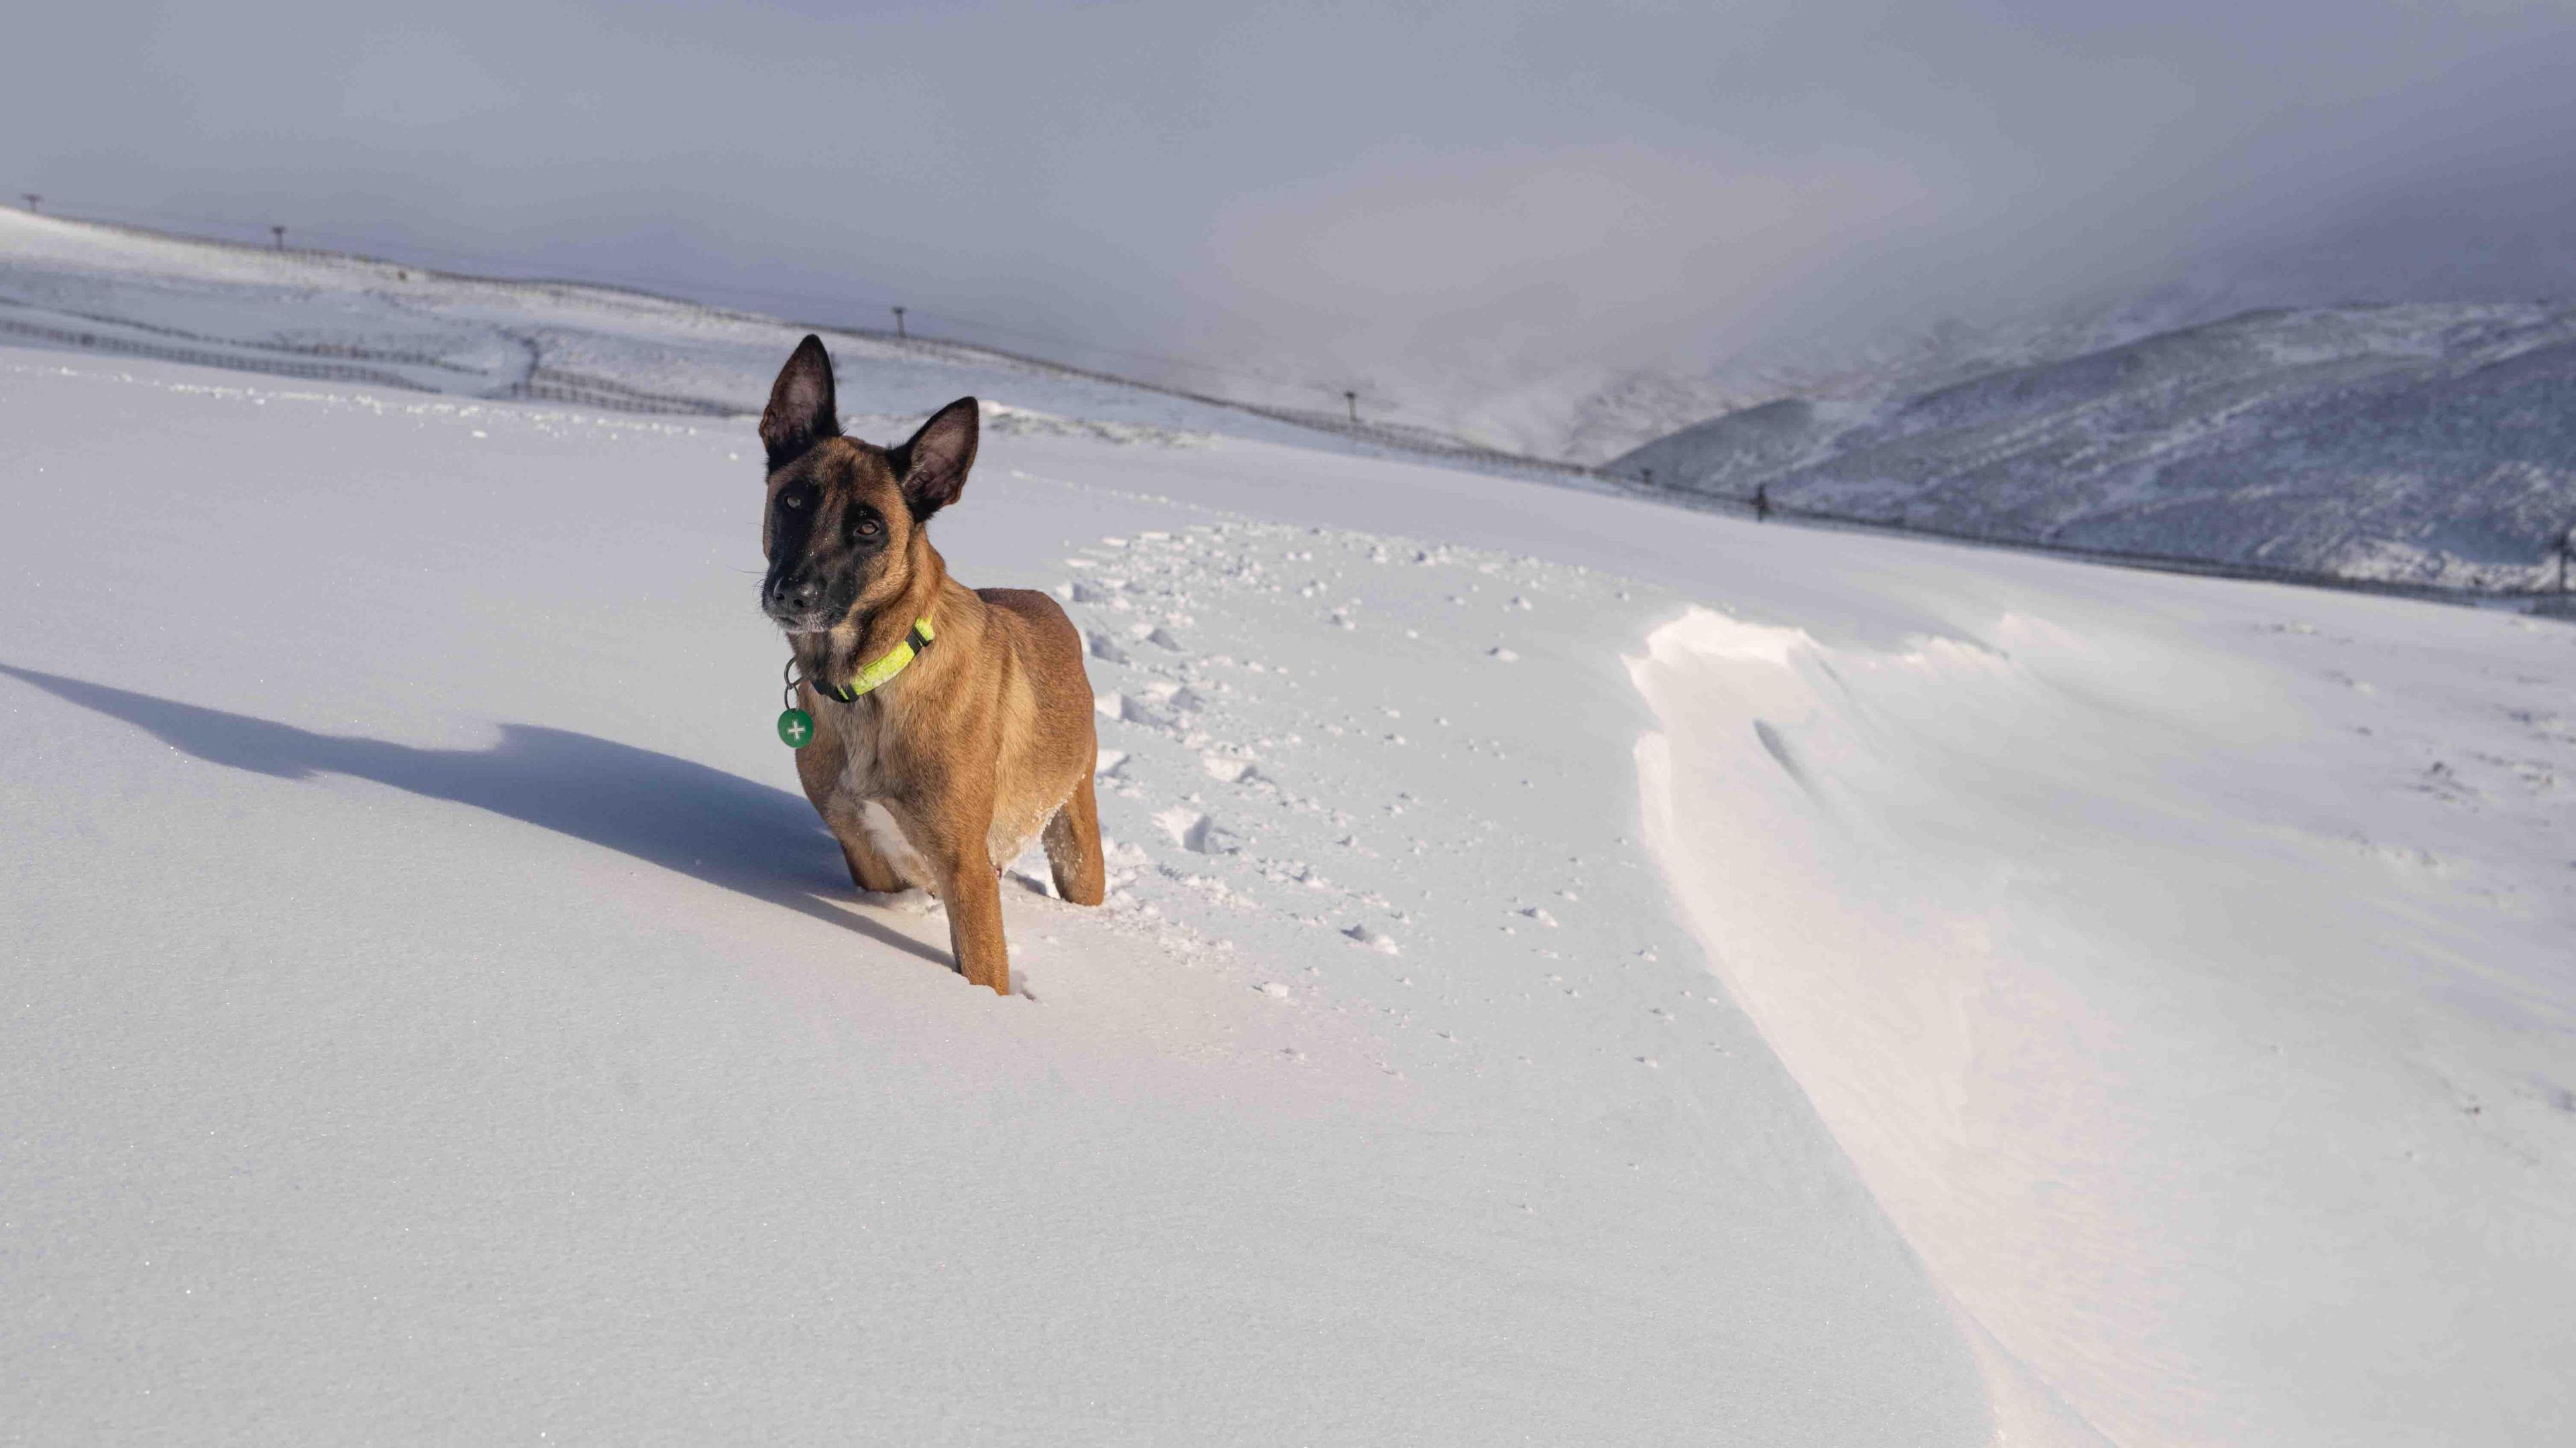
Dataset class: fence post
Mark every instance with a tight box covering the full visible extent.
[1344,390,1358,425]
[892,306,906,339]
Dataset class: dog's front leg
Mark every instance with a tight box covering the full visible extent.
[941,855,1011,995]
[901,794,1012,995]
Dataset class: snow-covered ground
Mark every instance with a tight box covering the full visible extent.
[4,266,2573,1439]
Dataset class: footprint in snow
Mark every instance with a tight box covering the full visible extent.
[1202,754,1259,783]
[1140,680,1204,712]
[1154,807,1240,854]
[1343,924,1401,954]
[1097,691,1173,728]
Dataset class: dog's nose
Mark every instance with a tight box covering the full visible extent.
[779,577,823,610]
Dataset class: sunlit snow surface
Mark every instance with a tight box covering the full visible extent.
[1632,602,2576,1445]
[0,357,1987,1445]
[3,231,2573,1445]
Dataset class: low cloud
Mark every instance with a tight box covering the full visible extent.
[9,1,2576,421]
[1203,142,1936,378]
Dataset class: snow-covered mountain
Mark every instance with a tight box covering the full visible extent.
[1333,292,2238,465]
[6,209,2575,1446]
[1613,303,2576,589]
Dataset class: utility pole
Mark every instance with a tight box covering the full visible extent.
[270,225,286,250]
[1344,390,1358,426]
[891,305,906,339]
[19,193,37,213]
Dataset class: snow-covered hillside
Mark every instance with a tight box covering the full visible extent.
[5,228,2574,1445]
[1615,304,2576,589]
[0,206,1399,451]
[0,206,2168,470]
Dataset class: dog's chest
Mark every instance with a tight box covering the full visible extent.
[820,701,935,885]
[813,693,1054,885]
[822,699,898,797]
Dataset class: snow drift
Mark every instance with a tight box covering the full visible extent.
[1631,602,2576,1445]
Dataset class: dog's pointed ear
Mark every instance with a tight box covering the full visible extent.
[890,397,979,520]
[759,335,840,471]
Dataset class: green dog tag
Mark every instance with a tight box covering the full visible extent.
[777,708,815,748]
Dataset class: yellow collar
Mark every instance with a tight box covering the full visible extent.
[814,616,936,703]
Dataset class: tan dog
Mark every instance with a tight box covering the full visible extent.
[758,335,1104,994]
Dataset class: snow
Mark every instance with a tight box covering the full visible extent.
[1631,601,2576,1446]
[0,205,1379,451]
[5,226,2575,1445]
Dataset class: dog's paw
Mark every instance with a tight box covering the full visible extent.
[859,887,941,916]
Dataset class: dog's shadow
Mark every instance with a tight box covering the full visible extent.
[0,663,955,970]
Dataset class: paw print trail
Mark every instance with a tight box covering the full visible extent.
[1033,515,1733,1101]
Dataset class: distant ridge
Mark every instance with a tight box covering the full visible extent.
[1614,304,2576,590]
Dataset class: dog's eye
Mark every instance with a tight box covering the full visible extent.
[855,517,881,537]
[782,487,810,510]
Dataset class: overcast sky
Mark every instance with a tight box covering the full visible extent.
[12,1,2576,403]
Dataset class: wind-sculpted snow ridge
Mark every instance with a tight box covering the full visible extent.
[1631,601,2576,1448]
[1615,304,2576,590]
